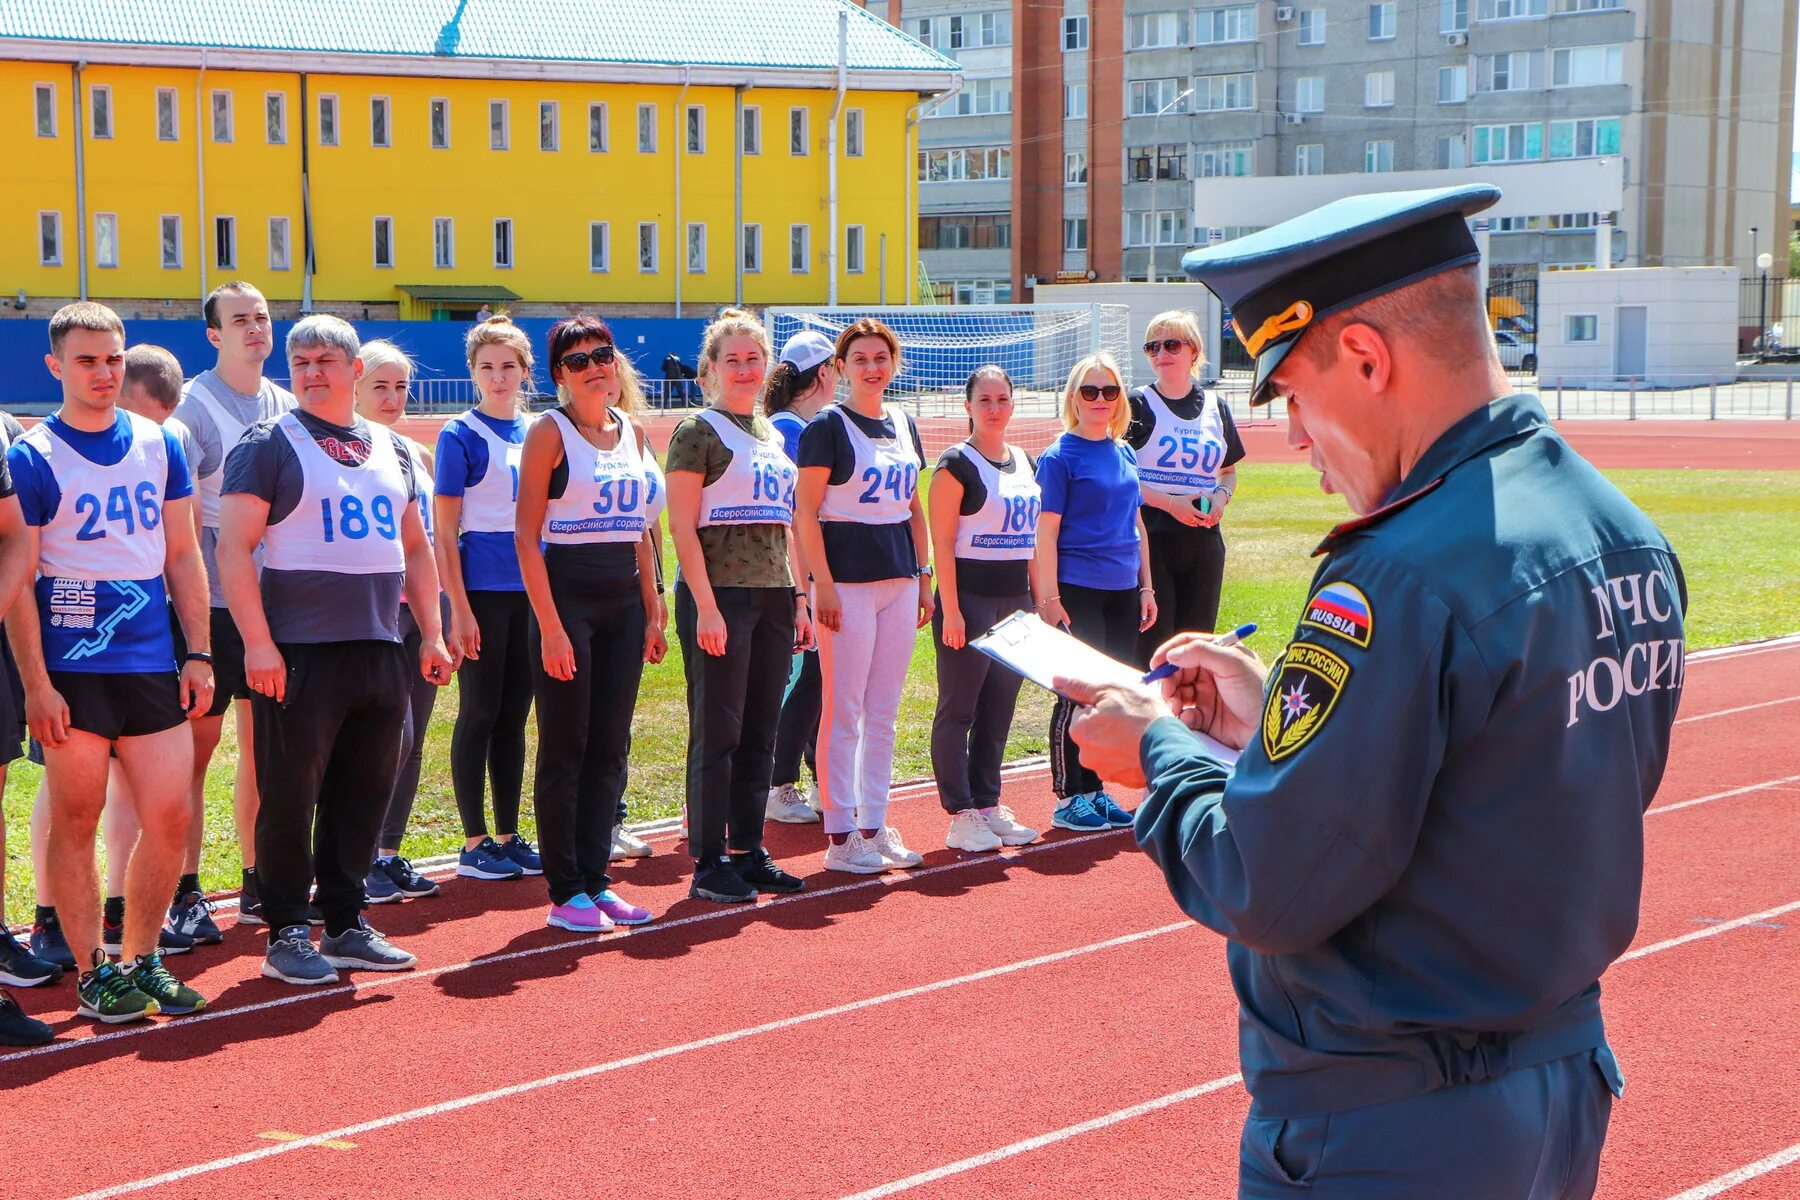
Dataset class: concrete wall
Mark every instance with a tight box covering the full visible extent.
[1034,281,1223,383]
[1537,267,1738,385]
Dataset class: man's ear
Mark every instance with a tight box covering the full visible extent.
[1335,322,1393,393]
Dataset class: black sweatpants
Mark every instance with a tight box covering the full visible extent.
[252,640,412,935]
[931,588,1030,813]
[1137,524,1226,667]
[770,649,820,788]
[531,576,645,907]
[450,589,533,839]
[1050,582,1141,799]
[675,583,793,863]
[378,612,442,852]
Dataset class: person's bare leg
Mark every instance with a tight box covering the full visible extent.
[42,731,113,968]
[230,700,257,870]
[188,713,224,876]
[102,760,142,900]
[113,725,195,961]
[30,776,53,908]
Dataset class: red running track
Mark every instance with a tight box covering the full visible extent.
[3,637,1798,1200]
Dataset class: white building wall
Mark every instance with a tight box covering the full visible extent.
[1035,282,1225,383]
[1538,267,1738,385]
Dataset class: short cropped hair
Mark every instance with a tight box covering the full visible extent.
[286,313,360,365]
[124,345,185,410]
[49,301,125,357]
[1298,265,1491,371]
[203,281,264,330]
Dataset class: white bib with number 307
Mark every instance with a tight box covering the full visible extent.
[542,408,662,544]
[262,412,409,575]
[817,404,920,525]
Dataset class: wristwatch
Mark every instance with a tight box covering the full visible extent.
[916,564,935,579]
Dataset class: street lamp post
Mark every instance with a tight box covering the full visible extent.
[1757,250,1774,353]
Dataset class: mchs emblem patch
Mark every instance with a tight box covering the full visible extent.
[1300,581,1372,648]
[1262,642,1351,762]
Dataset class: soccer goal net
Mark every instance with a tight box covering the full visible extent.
[764,304,1133,460]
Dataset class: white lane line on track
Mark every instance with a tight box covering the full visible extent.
[835,1074,1246,1200]
[1649,775,1800,817]
[1686,634,1800,663]
[64,921,1198,1200]
[0,827,1128,1066]
[1666,1141,1800,1199]
[1617,899,1800,963]
[1677,696,1800,724]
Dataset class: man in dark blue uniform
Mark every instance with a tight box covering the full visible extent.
[1060,185,1686,1198]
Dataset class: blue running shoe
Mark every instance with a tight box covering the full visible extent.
[496,835,542,876]
[1095,791,1135,829]
[363,862,402,904]
[1051,793,1109,832]
[29,912,75,971]
[457,837,526,881]
[0,929,62,988]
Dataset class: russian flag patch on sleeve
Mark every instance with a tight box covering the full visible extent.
[1300,581,1372,648]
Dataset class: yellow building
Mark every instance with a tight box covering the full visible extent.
[1,1,957,319]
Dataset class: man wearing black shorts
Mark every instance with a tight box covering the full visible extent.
[8,303,213,1025]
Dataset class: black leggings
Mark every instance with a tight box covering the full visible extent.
[770,649,820,787]
[378,614,441,852]
[1137,525,1226,667]
[1050,582,1141,799]
[450,589,533,839]
[530,578,645,906]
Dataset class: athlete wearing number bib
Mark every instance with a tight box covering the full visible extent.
[695,407,795,527]
[9,410,194,737]
[542,408,663,542]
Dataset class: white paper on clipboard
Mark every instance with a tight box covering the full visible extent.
[971,611,1240,767]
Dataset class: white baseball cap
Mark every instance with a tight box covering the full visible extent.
[779,330,836,373]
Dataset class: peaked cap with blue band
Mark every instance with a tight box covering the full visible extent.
[1182,183,1502,405]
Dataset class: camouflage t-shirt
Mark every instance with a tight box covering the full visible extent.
[665,409,793,590]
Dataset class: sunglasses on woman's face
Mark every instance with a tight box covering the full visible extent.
[557,345,616,372]
[1143,338,1189,356]
[1078,384,1122,402]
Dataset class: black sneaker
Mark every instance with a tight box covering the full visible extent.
[732,850,806,895]
[0,929,64,987]
[101,915,195,957]
[377,856,440,899]
[168,892,225,945]
[29,913,76,971]
[0,989,53,1046]
[689,859,758,904]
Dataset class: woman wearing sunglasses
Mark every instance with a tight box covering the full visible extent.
[1129,311,1244,664]
[515,315,667,933]
[666,309,813,904]
[1034,353,1156,833]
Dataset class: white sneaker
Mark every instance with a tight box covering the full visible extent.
[610,827,654,861]
[823,832,889,875]
[979,805,1039,847]
[872,826,925,869]
[767,783,822,824]
[946,809,1003,853]
[807,785,824,815]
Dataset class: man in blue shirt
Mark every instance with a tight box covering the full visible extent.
[1061,186,1684,1198]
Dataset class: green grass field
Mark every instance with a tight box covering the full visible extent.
[4,463,1795,918]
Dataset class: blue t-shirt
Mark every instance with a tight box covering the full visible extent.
[1035,432,1141,591]
[770,410,810,464]
[10,411,194,673]
[434,409,528,592]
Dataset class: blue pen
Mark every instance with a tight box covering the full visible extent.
[1141,623,1257,684]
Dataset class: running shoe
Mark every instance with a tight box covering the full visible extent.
[766,783,821,825]
[126,952,206,1015]
[363,862,402,905]
[546,893,614,933]
[167,891,225,944]
[262,925,338,986]
[496,835,542,875]
[733,849,806,894]
[237,870,266,926]
[610,827,654,860]
[1051,793,1110,832]
[0,928,63,988]
[808,784,823,815]
[375,856,440,899]
[0,989,53,1046]
[76,951,158,1024]
[1094,792,1135,829]
[101,914,195,957]
[690,859,757,904]
[591,889,654,926]
[822,832,888,875]
[946,809,1003,853]
[29,912,75,971]
[320,921,416,972]
[872,826,924,869]
[457,837,526,881]
[979,805,1040,847]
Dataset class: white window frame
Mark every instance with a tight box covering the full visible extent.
[589,221,610,272]
[1438,64,1469,103]
[90,85,112,139]
[1194,72,1254,112]
[493,217,514,269]
[1364,139,1395,172]
[94,212,119,268]
[1556,0,1620,11]
[1477,51,1540,92]
[789,223,810,273]
[789,107,809,156]
[1062,16,1089,50]
[539,100,559,151]
[430,98,451,149]
[742,222,762,273]
[156,88,179,141]
[159,215,182,268]
[686,221,706,273]
[1194,5,1255,45]
[1296,76,1324,113]
[588,102,608,152]
[1194,141,1251,178]
[1551,44,1623,88]
[39,211,62,266]
[265,91,287,145]
[1296,143,1324,175]
[1368,1,1397,39]
[490,99,510,150]
[1062,217,1088,253]
[742,105,761,155]
[34,82,56,137]
[1064,151,1088,185]
[1129,12,1188,50]
[267,216,291,271]
[845,224,865,274]
[211,89,233,142]
[1478,0,1547,19]
[1548,116,1621,159]
[1129,78,1187,117]
[370,95,391,148]
[978,11,1012,47]
[434,217,455,269]
[1565,314,1598,343]
[947,14,966,48]
[845,108,864,157]
[1064,84,1088,119]
[371,216,393,269]
[910,16,934,46]
[1298,8,1326,44]
[1473,122,1544,163]
[685,104,705,154]
[215,214,238,269]
[638,103,657,153]
[638,221,659,272]
[1437,134,1468,168]
[318,94,339,146]
[1365,70,1395,107]
[1441,0,1470,31]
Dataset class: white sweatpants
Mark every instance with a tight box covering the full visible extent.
[816,576,918,836]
